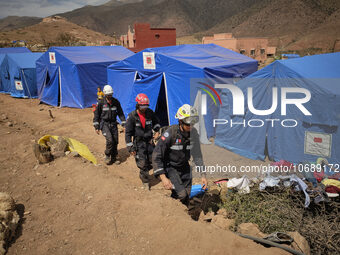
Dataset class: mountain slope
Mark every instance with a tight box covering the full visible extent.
[0,16,42,32]
[209,0,340,51]
[0,16,117,47]
[59,0,265,37]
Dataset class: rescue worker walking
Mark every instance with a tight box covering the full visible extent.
[125,93,161,189]
[93,85,126,165]
[152,104,207,205]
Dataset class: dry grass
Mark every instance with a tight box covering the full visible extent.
[220,187,340,254]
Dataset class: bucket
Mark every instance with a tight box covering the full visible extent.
[190,184,207,198]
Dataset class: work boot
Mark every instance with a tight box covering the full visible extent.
[142,182,150,190]
[105,155,112,165]
[111,157,120,165]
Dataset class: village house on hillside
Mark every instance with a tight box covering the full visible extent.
[120,23,176,52]
[202,33,276,63]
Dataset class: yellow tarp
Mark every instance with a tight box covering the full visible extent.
[38,135,97,165]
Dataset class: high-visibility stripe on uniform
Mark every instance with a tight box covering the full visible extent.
[153,168,164,174]
[170,145,183,150]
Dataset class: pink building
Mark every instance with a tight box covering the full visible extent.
[202,33,276,62]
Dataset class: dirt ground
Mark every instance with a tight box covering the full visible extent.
[0,94,289,255]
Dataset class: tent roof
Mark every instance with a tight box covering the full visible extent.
[7,53,43,68]
[143,44,257,69]
[0,47,31,54]
[279,52,340,79]
[247,52,340,95]
[49,46,134,64]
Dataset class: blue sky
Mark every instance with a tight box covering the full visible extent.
[0,0,110,18]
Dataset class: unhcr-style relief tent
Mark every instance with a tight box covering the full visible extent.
[0,53,43,98]
[36,46,134,108]
[0,54,6,92]
[107,44,258,136]
[0,47,31,54]
[0,47,31,92]
[215,52,340,164]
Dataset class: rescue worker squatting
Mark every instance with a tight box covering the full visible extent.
[152,104,207,205]
[125,93,161,188]
[93,85,126,165]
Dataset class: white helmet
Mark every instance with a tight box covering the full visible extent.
[175,104,199,125]
[103,85,113,96]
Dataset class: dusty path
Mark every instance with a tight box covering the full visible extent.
[0,94,288,255]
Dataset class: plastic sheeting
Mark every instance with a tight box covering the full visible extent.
[38,135,97,165]
[227,175,251,194]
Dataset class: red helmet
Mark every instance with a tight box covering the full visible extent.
[136,93,149,105]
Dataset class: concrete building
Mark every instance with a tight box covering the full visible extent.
[202,33,276,62]
[120,23,176,52]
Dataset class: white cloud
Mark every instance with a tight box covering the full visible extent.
[0,0,110,18]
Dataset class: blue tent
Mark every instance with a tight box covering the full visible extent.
[0,47,31,92]
[0,47,31,54]
[0,54,6,92]
[107,44,258,135]
[215,52,340,164]
[2,53,43,98]
[36,46,134,108]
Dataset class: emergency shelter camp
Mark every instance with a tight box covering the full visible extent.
[36,46,134,108]
[0,47,31,92]
[0,53,43,98]
[107,44,257,137]
[215,52,340,164]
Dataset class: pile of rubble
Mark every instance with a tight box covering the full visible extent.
[0,193,20,255]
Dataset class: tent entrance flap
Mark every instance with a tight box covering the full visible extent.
[127,72,165,119]
[41,68,60,107]
[155,75,169,126]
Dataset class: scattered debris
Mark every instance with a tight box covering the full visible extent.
[33,143,53,164]
[48,110,55,121]
[220,187,339,254]
[48,137,68,159]
[0,193,20,255]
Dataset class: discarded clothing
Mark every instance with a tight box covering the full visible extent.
[325,186,340,194]
[270,160,294,170]
[322,179,340,189]
[259,176,280,190]
[263,232,293,244]
[227,175,251,194]
[259,174,310,208]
